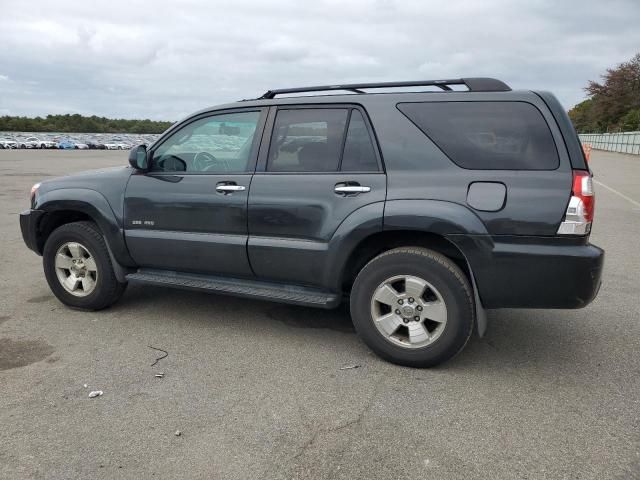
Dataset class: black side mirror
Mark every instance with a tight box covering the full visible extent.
[129,145,149,171]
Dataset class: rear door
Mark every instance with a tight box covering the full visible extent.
[248,105,386,287]
[124,108,267,276]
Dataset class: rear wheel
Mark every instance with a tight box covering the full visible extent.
[350,247,474,367]
[43,221,127,310]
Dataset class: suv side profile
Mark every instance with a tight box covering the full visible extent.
[20,78,604,367]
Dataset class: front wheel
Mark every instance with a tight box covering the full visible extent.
[350,247,475,367]
[43,221,127,310]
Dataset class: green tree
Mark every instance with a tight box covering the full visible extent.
[569,53,640,133]
[0,114,173,134]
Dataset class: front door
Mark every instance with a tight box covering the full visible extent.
[124,108,266,276]
[248,106,386,287]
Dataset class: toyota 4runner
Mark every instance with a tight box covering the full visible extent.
[20,78,604,367]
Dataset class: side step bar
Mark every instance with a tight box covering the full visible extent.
[126,269,341,309]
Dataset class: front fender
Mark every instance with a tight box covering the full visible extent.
[35,188,135,267]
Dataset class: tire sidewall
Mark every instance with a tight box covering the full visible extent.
[350,249,474,367]
[43,224,113,309]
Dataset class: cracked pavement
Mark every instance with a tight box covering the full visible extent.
[0,149,639,479]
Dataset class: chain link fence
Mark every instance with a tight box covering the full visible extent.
[579,132,640,155]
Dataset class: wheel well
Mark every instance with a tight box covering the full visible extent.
[36,210,94,253]
[341,231,471,293]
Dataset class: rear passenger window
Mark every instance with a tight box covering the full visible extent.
[268,109,348,172]
[397,101,559,170]
[340,110,379,172]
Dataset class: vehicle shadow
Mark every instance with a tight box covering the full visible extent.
[115,285,587,373]
[116,284,355,333]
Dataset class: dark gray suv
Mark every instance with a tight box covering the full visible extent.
[20,78,604,367]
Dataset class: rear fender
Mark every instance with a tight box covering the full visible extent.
[384,199,489,336]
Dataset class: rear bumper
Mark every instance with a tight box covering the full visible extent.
[449,235,604,309]
[19,209,44,254]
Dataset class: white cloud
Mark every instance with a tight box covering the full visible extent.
[0,0,638,119]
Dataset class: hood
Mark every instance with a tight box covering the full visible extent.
[38,165,133,197]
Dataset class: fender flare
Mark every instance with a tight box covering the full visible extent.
[384,199,489,336]
[321,202,385,289]
[35,188,135,269]
[329,199,489,336]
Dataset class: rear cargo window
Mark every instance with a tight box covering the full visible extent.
[397,101,559,170]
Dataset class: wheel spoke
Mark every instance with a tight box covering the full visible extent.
[422,300,447,323]
[83,256,97,272]
[404,276,427,299]
[407,322,430,344]
[375,313,402,336]
[63,275,80,292]
[55,253,74,269]
[373,284,401,306]
[81,276,96,293]
[67,243,83,259]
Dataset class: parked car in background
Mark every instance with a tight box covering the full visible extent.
[86,139,106,150]
[104,140,131,150]
[57,138,76,149]
[57,138,89,149]
[0,138,19,149]
[19,137,56,149]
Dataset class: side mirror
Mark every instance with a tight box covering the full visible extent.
[129,145,149,171]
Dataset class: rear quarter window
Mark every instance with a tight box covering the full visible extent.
[397,101,559,170]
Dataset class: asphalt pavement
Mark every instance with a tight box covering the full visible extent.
[0,149,638,479]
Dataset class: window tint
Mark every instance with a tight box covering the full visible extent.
[151,111,261,173]
[397,102,559,170]
[268,109,348,172]
[340,110,379,171]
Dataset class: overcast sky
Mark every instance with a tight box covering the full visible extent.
[1,0,638,120]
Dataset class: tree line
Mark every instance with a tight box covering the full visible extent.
[569,53,640,133]
[0,114,173,134]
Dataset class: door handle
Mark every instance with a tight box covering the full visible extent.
[216,183,246,193]
[334,185,371,195]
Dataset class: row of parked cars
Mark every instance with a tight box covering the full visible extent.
[0,136,137,150]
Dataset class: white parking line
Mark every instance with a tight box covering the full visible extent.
[594,180,640,209]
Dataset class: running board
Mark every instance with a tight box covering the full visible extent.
[126,269,341,309]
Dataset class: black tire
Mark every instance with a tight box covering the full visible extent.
[350,247,474,367]
[43,221,127,310]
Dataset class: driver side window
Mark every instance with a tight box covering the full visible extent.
[151,111,261,173]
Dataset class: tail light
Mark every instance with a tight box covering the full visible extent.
[557,170,595,235]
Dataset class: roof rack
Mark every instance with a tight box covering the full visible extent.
[259,77,510,99]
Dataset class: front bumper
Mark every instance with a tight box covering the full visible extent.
[19,209,45,254]
[449,235,604,309]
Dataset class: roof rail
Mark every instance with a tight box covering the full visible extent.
[259,77,510,99]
